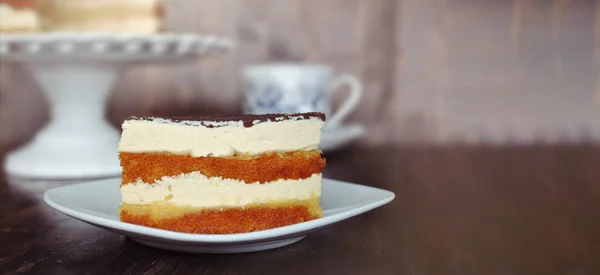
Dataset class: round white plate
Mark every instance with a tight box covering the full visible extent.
[44,177,394,254]
[133,236,308,254]
[321,124,365,152]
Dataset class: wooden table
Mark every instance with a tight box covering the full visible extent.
[1,145,599,275]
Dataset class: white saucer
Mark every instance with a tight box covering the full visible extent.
[44,177,394,254]
[321,124,365,152]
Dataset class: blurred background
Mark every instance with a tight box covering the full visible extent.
[1,0,599,156]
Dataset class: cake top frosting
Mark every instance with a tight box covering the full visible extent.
[119,112,325,157]
[127,112,326,128]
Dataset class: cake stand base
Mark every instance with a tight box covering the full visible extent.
[5,63,122,180]
[5,131,121,180]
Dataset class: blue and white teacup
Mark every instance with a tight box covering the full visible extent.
[242,63,362,129]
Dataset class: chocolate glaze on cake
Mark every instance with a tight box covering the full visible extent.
[127,112,326,128]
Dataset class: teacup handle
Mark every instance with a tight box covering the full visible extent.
[327,74,363,128]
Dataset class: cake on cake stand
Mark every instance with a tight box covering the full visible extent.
[0,33,232,180]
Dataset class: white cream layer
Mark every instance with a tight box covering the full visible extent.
[0,4,39,31]
[118,118,324,157]
[121,172,322,208]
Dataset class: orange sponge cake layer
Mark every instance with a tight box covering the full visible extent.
[118,113,326,234]
[120,199,321,234]
[0,0,33,9]
[120,150,326,185]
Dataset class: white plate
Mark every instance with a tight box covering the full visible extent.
[321,124,365,152]
[44,177,394,254]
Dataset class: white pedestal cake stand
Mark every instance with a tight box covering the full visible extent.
[0,33,232,180]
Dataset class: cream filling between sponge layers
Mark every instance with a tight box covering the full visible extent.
[121,172,322,208]
[118,118,324,157]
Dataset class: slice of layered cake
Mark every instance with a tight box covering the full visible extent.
[118,113,326,234]
[37,0,165,34]
[0,0,39,33]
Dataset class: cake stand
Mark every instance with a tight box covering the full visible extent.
[0,33,233,180]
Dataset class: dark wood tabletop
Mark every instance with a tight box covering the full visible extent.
[1,145,599,275]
